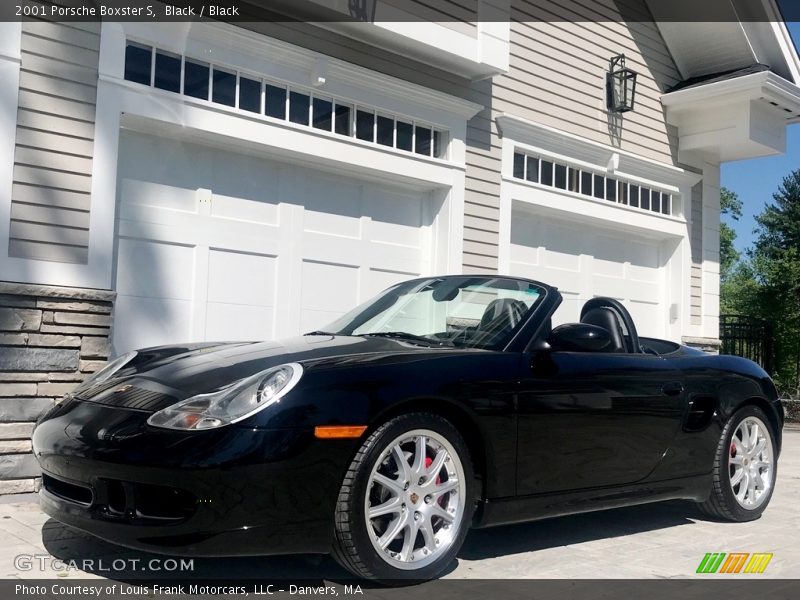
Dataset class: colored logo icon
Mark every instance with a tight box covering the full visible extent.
[696,553,773,574]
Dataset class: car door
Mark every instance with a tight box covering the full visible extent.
[515,350,686,495]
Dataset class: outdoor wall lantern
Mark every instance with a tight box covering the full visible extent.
[606,54,638,113]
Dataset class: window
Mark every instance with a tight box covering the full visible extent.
[512,151,675,216]
[526,156,539,183]
[396,120,413,151]
[123,40,450,160]
[513,153,525,179]
[415,125,432,156]
[554,164,567,190]
[124,42,151,86]
[312,97,333,131]
[265,84,286,119]
[183,59,209,100]
[154,51,181,93]
[356,109,375,142]
[239,76,261,113]
[593,174,604,200]
[212,68,236,107]
[434,130,448,159]
[289,91,310,126]
[540,160,553,186]
[376,115,394,147]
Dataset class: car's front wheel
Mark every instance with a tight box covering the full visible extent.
[699,405,778,521]
[332,413,475,581]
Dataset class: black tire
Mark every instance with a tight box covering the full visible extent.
[332,413,476,582]
[699,405,778,522]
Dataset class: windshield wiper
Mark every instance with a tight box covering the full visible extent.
[304,330,339,336]
[363,332,453,347]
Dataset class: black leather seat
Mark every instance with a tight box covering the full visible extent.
[479,298,528,331]
[580,306,626,353]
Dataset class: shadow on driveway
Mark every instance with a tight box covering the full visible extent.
[41,500,705,580]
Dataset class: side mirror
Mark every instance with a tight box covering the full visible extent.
[547,323,611,352]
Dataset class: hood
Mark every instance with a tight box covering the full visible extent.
[95,335,458,399]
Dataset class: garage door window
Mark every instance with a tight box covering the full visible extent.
[513,150,674,216]
[123,41,450,160]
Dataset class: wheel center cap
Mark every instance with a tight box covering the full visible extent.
[744,458,750,466]
[409,492,419,505]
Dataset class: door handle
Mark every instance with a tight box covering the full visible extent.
[661,381,684,396]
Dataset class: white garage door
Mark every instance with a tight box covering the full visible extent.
[509,206,669,338]
[112,130,436,354]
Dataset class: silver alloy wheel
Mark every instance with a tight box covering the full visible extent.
[729,416,774,509]
[364,429,466,570]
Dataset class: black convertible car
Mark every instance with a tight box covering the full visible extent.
[33,275,782,581]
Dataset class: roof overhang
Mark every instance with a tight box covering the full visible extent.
[661,70,800,162]
[647,0,800,84]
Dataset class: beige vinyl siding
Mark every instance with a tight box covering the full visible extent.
[690,183,703,325]
[504,1,680,164]
[8,21,99,264]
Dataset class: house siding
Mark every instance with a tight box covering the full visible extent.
[461,0,681,273]
[8,21,99,265]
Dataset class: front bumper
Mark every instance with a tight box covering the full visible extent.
[33,399,356,556]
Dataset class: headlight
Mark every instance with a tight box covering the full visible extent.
[70,351,138,397]
[146,363,303,431]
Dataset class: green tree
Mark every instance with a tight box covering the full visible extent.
[719,187,742,282]
[750,171,800,396]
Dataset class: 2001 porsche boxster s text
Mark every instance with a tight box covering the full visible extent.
[32,275,783,581]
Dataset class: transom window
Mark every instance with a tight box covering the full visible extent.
[512,151,674,216]
[123,41,450,159]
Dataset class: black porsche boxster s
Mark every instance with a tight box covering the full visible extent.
[33,275,783,581]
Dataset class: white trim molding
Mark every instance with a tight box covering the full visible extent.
[496,113,702,191]
[662,70,800,162]
[313,0,510,79]
[0,22,21,283]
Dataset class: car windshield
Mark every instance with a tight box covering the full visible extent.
[318,277,545,350]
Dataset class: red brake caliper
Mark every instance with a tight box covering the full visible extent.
[424,456,446,507]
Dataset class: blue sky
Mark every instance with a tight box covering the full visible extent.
[720,21,800,253]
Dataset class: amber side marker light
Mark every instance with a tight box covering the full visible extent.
[314,425,368,439]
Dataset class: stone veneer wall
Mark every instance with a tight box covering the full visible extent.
[681,336,722,354]
[0,282,114,494]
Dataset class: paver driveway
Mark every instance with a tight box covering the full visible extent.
[2,428,798,580]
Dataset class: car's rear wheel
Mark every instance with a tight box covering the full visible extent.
[332,413,475,582]
[699,405,777,521]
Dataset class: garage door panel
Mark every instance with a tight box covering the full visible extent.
[120,179,196,214]
[510,206,667,338]
[207,249,277,307]
[369,219,424,248]
[114,131,435,351]
[363,268,419,300]
[210,194,279,226]
[205,303,273,341]
[300,260,359,332]
[555,291,583,326]
[116,238,194,301]
[627,239,661,268]
[368,189,426,227]
[628,301,662,337]
[114,296,192,353]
